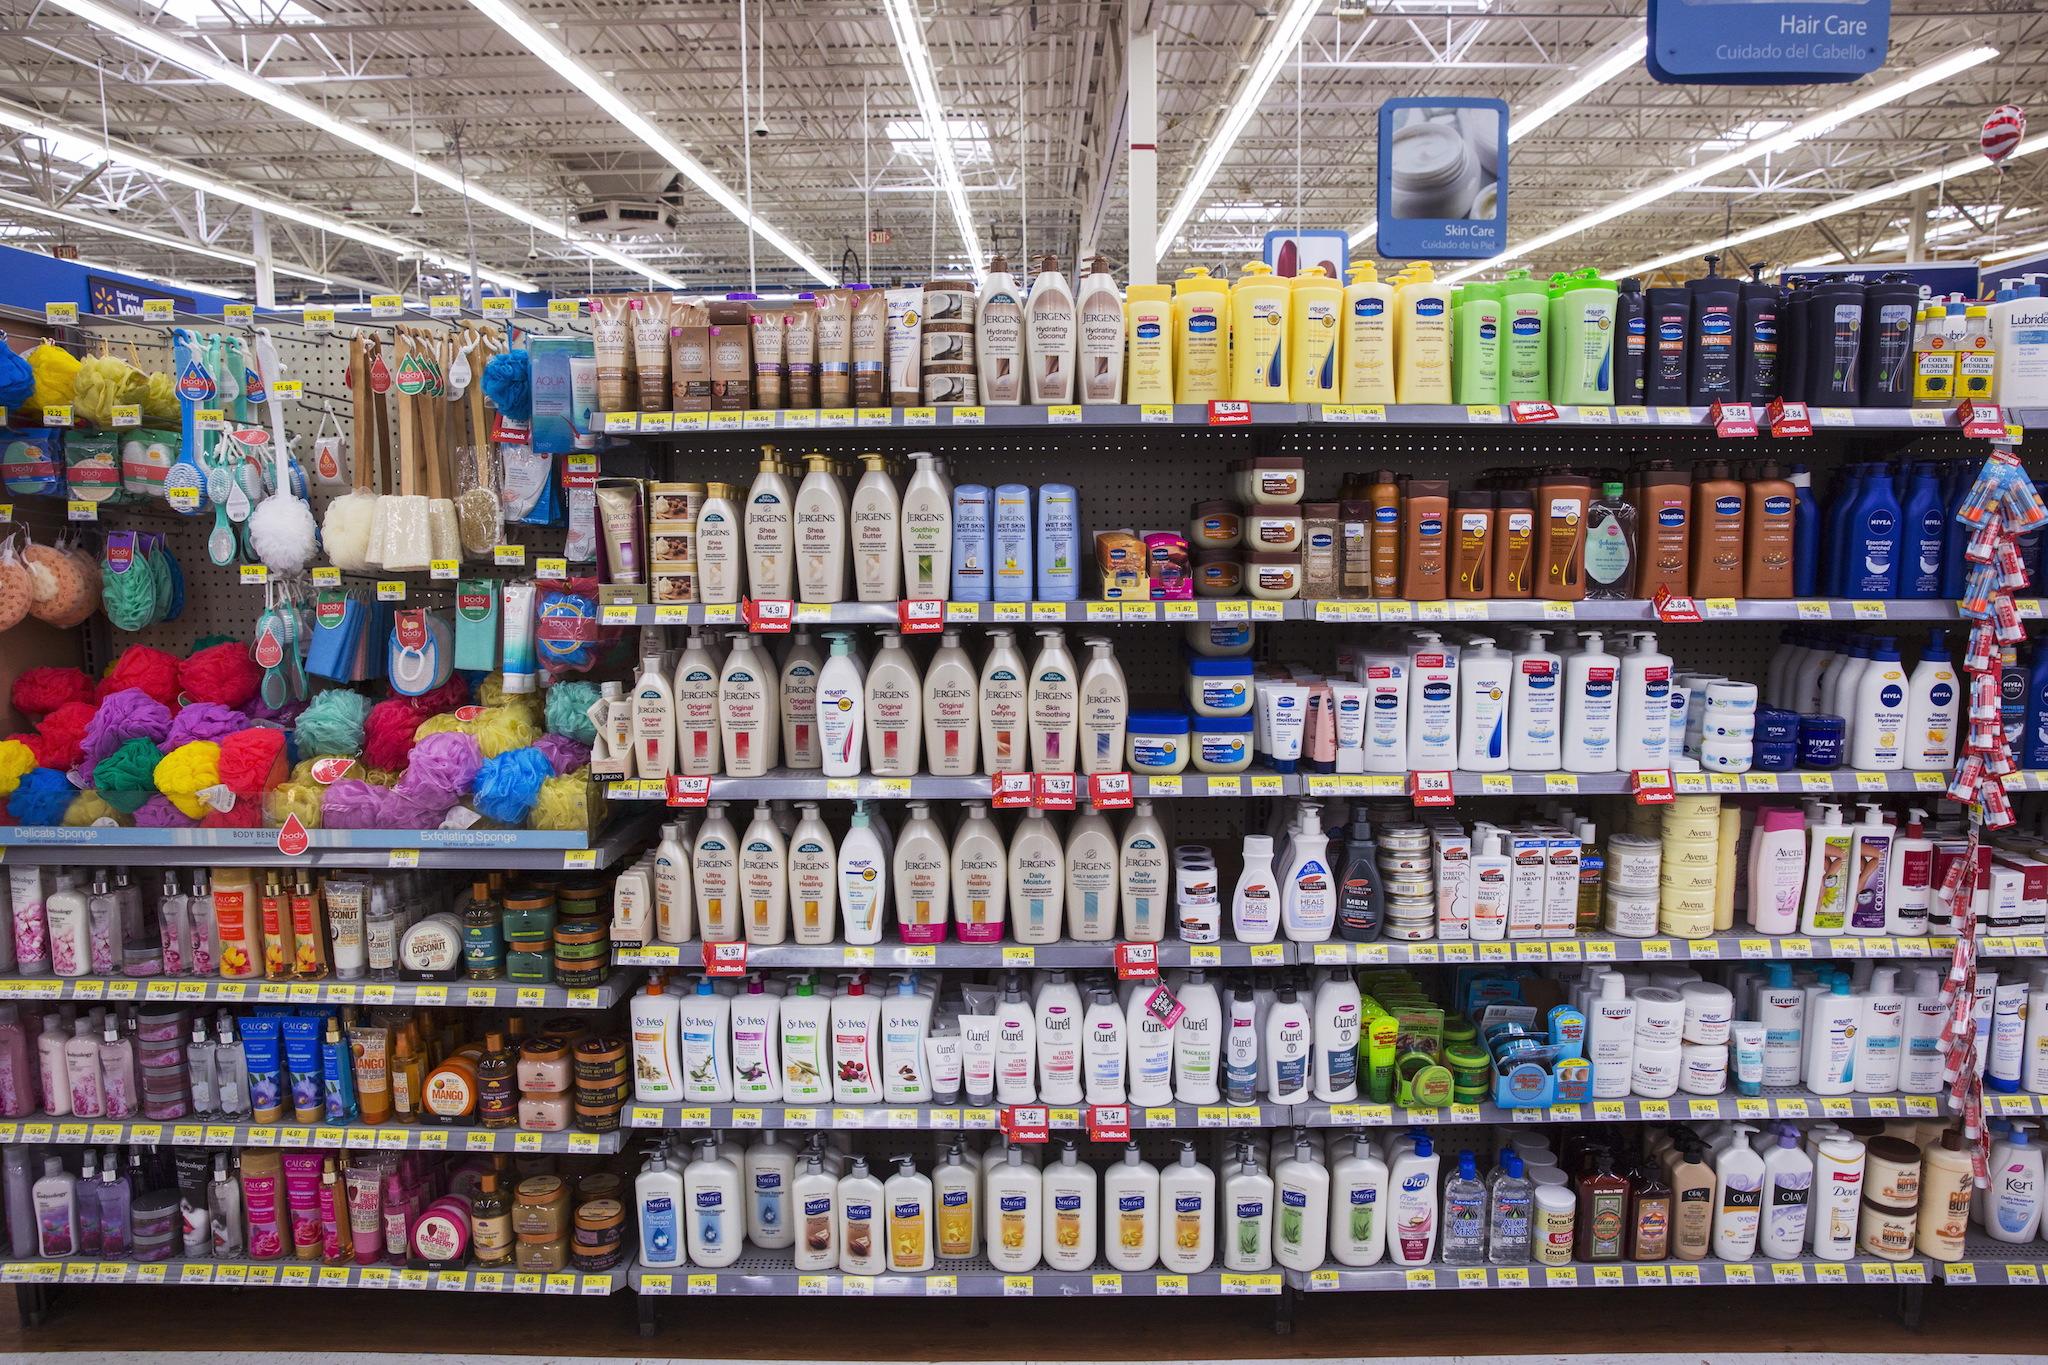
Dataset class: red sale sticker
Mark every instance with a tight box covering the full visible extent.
[1957,400,2006,439]
[743,598,793,633]
[1710,401,1757,438]
[1207,400,1252,426]
[1087,1105,1131,1143]
[1410,770,1455,807]
[666,775,711,807]
[1033,773,1077,810]
[898,598,945,634]
[1765,398,1811,436]
[1631,769,1675,806]
[990,772,1035,809]
[1508,401,1559,424]
[1652,586,1702,624]
[1088,772,1134,809]
[702,941,747,976]
[1114,942,1159,980]
[1000,1105,1050,1143]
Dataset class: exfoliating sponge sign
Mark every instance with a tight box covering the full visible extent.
[1648,0,1890,84]
[1375,97,1508,262]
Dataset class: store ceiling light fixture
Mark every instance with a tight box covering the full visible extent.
[0,102,537,292]
[0,190,345,287]
[1351,28,1645,252]
[881,0,983,275]
[1441,43,2000,283]
[1611,131,2048,278]
[461,0,835,285]
[1158,0,1322,260]
[40,0,679,289]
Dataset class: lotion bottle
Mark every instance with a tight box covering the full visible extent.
[1799,804,1854,934]
[1456,636,1512,772]
[837,805,887,946]
[1279,803,1335,942]
[1120,801,1169,942]
[1562,631,1620,772]
[1233,835,1280,943]
[1158,1141,1216,1273]
[814,632,865,777]
[1387,1136,1441,1265]
[1078,256,1125,403]
[900,453,953,599]
[1173,969,1223,1104]
[1904,630,1959,768]
[672,633,721,777]
[1617,631,1673,769]
[934,1143,978,1260]
[836,1155,886,1274]
[788,803,838,945]
[950,803,1007,943]
[1041,1140,1099,1270]
[1804,978,1858,1094]
[924,630,979,775]
[984,1143,1044,1272]
[891,804,949,945]
[692,803,740,942]
[1027,629,1080,773]
[1008,807,1065,944]
[1340,262,1397,403]
[1508,630,1563,770]
[743,446,796,600]
[1758,1129,1814,1259]
[1077,637,1128,776]
[884,1155,935,1272]
[1711,1125,1765,1261]
[1102,1144,1160,1270]
[739,804,789,945]
[794,454,847,603]
[1329,1134,1389,1265]
[829,976,882,1104]
[1063,809,1119,941]
[851,454,902,601]
[1223,1144,1275,1271]
[1025,255,1078,405]
[683,1139,743,1268]
[979,628,1028,773]
[630,655,676,780]
[718,635,778,776]
[864,630,923,777]
[779,631,823,770]
[977,256,1026,405]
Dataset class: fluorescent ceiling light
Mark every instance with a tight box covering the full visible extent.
[1609,129,2048,278]
[148,0,319,23]
[1984,235,2048,264]
[1442,44,2000,283]
[882,0,983,274]
[0,102,536,292]
[1507,34,1645,143]
[0,190,344,286]
[1159,0,1321,260]
[42,0,676,288]
[462,0,835,285]
[1352,29,1643,252]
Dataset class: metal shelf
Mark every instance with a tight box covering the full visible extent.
[1292,1253,1941,1292]
[601,596,1981,629]
[0,972,638,1010]
[0,1116,623,1154]
[628,1256,1282,1297]
[614,930,2039,972]
[0,817,657,870]
[606,768,1976,803]
[595,402,2034,436]
[0,1257,624,1293]
[621,1088,1970,1134]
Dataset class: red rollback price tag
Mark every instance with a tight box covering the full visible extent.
[991,772,1035,809]
[1957,400,2006,439]
[743,598,793,633]
[1114,941,1159,980]
[666,775,711,807]
[702,941,748,976]
[1088,772,1134,809]
[1410,770,1455,807]
[1207,400,1252,427]
[1765,398,1811,436]
[1033,773,1077,810]
[1508,401,1559,424]
[1087,1105,1131,1143]
[1631,769,1675,805]
[1000,1105,1050,1143]
[275,813,310,857]
[1652,585,1703,624]
[1710,401,1757,438]
[898,598,945,634]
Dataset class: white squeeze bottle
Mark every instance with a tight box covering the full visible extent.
[673,633,722,777]
[790,1148,836,1268]
[1799,805,1854,934]
[683,1139,744,1268]
[779,632,823,769]
[1851,636,1908,769]
[1078,256,1126,404]
[1456,636,1512,772]
[1509,630,1563,770]
[787,804,838,945]
[1563,631,1620,772]
[1042,1140,1099,1270]
[884,1156,934,1272]
[977,256,1027,405]
[1902,967,1949,1094]
[1126,985,1175,1106]
[719,635,779,776]
[1233,834,1280,942]
[1886,809,1934,937]
[1280,802,1335,941]
[740,803,790,944]
[1078,637,1128,776]
[678,977,735,1102]
[1340,262,1397,404]
[1173,969,1223,1104]
[780,978,832,1103]
[629,978,685,1101]
[653,820,693,943]
[923,630,979,775]
[1064,808,1119,941]
[631,655,676,780]
[1406,633,1459,767]
[1159,1141,1217,1273]
[829,976,882,1104]
[1847,802,1892,934]
[1329,1134,1389,1266]
[744,446,796,600]
[636,1147,686,1268]
[814,632,865,778]
[1904,630,1959,768]
[837,804,888,945]
[933,1143,978,1260]
[731,983,782,1106]
[985,1144,1044,1272]
[1035,970,1085,1105]
[892,803,950,942]
[1084,986,1126,1105]
[836,1156,886,1274]
[1746,807,1806,934]
[1028,629,1080,774]
[1711,1126,1765,1261]
[1855,966,1905,1094]
[1313,968,1363,1102]
[1224,1144,1275,1271]
[1387,1135,1441,1265]
[1275,1137,1331,1272]
[1804,978,1859,1095]
[794,455,847,604]
[1008,807,1065,944]
[950,803,1007,942]
[1263,981,1313,1105]
[1987,1121,2044,1243]
[901,453,953,599]
[1103,1144,1160,1270]
[1810,1132,1866,1259]
[696,482,741,603]
[1617,631,1673,769]
[851,454,902,601]
[864,630,923,776]
[693,803,740,942]
[979,628,1028,774]
[1757,1129,1814,1259]
[1120,801,1169,941]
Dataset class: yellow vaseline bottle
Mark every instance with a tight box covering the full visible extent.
[1230,261,1290,401]
[1172,267,1228,404]
[1125,282,1174,404]
[1340,262,1397,404]
[1395,261,1453,404]
[1287,266,1343,403]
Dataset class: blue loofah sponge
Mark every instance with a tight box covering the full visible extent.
[481,348,532,423]
[9,767,77,826]
[472,746,551,825]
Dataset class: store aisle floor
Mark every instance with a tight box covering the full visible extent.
[0,1285,2036,1360]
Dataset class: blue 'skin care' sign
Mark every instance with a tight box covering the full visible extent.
[1649,0,1891,84]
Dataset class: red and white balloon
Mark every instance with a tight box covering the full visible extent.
[1982,104,2026,165]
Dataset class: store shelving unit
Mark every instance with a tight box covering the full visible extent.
[0,818,659,870]
[0,1116,622,1154]
[626,1257,1285,1298]
[0,1257,625,1293]
[0,972,640,1009]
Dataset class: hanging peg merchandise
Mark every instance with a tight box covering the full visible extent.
[245,329,319,574]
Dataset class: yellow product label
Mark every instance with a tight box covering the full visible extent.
[1176,301,1227,403]
[1000,1204,1030,1254]
[1234,297,1289,398]
[937,1189,974,1258]
[1913,349,1956,403]
[1175,1203,1205,1255]
[1958,347,1996,399]
[889,1203,927,1270]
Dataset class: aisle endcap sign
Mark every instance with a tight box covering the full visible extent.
[1649,0,1891,84]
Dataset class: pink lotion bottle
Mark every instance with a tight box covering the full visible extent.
[98,1017,137,1119]
[0,1005,34,1117]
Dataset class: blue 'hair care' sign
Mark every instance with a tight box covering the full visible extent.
[1648,0,1891,84]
